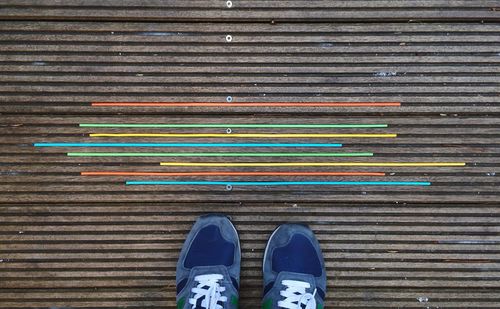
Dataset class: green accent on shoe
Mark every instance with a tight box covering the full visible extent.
[177,297,185,309]
[262,299,273,309]
[231,295,239,308]
[317,304,324,309]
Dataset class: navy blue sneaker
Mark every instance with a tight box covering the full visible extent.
[262,224,326,309]
[176,214,241,309]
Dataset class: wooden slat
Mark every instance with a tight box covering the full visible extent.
[0,22,498,115]
[0,0,499,22]
[0,3,499,308]
[1,203,500,308]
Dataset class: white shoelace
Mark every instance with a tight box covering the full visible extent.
[189,274,227,309]
[278,280,317,309]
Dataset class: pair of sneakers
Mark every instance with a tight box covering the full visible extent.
[176,214,326,309]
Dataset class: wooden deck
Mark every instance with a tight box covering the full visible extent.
[1,1,499,308]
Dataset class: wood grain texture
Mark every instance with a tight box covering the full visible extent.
[0,2,499,308]
[0,0,499,22]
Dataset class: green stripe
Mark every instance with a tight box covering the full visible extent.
[231,295,239,308]
[176,298,185,309]
[80,123,387,128]
[67,152,373,157]
[262,299,272,309]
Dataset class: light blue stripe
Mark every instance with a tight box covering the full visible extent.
[34,143,342,147]
[126,181,431,186]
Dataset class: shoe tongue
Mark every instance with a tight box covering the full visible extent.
[278,271,318,300]
[190,272,226,309]
[277,271,326,302]
[189,266,239,291]
[278,271,316,286]
[264,271,316,295]
[193,295,225,309]
[189,265,230,279]
[191,265,224,274]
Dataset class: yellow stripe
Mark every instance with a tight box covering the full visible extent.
[159,162,466,167]
[90,133,397,138]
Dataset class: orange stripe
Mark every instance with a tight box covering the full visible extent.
[92,102,401,107]
[81,171,385,176]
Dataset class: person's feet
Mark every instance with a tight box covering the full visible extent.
[262,224,326,309]
[176,214,240,309]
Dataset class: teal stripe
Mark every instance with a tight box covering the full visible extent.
[67,152,372,157]
[79,123,387,128]
[34,143,342,147]
[127,181,431,186]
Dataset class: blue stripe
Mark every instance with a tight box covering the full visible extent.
[126,181,431,186]
[34,143,342,147]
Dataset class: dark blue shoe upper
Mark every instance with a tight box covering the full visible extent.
[176,215,241,309]
[272,233,322,277]
[184,225,235,268]
[262,224,327,307]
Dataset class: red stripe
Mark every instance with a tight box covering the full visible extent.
[92,102,400,107]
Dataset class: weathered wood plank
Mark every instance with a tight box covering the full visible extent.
[0,5,499,309]
[1,202,500,307]
[0,1,498,22]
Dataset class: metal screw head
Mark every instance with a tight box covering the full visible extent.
[225,34,233,42]
[226,128,232,134]
[226,0,233,8]
[225,184,233,191]
[226,95,233,102]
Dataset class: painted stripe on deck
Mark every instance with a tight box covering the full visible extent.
[89,133,397,138]
[159,162,466,167]
[92,102,401,107]
[34,143,343,147]
[126,181,431,186]
[81,172,386,176]
[79,123,388,128]
[67,152,373,157]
